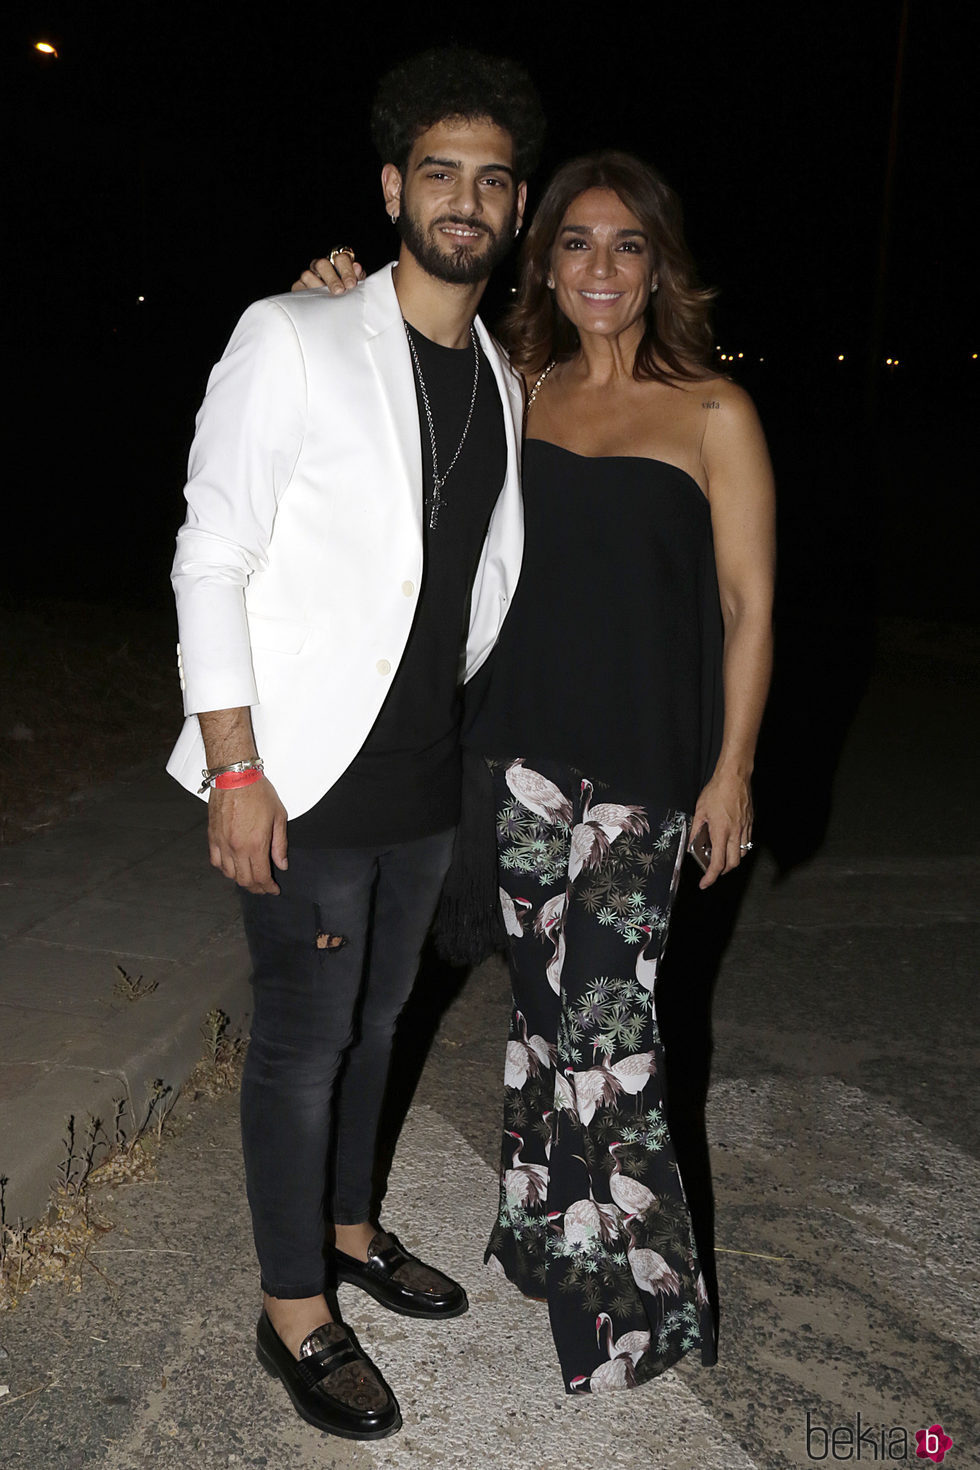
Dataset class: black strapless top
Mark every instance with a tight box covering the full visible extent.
[466,440,724,813]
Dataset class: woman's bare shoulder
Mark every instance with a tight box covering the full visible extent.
[691,374,765,442]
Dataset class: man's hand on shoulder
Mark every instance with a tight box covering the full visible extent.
[207,779,288,895]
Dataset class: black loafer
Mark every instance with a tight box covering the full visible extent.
[255,1310,401,1439]
[334,1230,468,1319]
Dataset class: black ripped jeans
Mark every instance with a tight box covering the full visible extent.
[238,831,454,1299]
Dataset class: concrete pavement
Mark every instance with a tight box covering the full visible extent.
[0,618,977,1468]
[0,767,250,1230]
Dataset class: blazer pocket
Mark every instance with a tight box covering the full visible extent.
[246,614,311,655]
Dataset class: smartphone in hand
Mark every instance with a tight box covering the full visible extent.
[688,823,711,873]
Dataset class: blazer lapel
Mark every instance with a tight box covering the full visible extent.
[364,265,423,508]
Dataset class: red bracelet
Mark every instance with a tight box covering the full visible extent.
[213,768,264,791]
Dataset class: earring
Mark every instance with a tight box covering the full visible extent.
[390,210,399,224]
[651,280,659,293]
[546,275,555,289]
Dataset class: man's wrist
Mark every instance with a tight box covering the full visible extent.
[198,756,265,794]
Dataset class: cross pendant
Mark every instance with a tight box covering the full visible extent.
[428,479,443,530]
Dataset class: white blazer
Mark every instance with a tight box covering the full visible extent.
[166,265,524,817]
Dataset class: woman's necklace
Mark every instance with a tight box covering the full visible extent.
[404,322,480,529]
[524,359,557,427]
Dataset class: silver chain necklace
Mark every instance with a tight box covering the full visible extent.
[404,322,480,529]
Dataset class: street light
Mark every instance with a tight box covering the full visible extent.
[34,40,59,57]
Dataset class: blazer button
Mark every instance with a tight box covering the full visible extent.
[401,580,415,597]
[376,658,391,676]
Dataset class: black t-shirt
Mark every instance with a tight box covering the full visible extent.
[289,324,507,848]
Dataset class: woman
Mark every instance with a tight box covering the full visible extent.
[303,150,775,1395]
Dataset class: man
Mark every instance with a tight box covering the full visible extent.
[167,48,544,1440]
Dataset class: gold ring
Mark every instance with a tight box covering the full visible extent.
[329,247,356,265]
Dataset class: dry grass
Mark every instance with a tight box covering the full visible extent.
[0,1013,244,1310]
[0,599,180,846]
[184,1008,248,1100]
[1,1129,162,1310]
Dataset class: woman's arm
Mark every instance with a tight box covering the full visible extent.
[691,381,776,888]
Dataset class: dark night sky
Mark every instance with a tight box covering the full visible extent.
[5,1,974,352]
[2,0,977,617]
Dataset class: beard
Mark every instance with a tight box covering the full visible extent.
[397,202,517,285]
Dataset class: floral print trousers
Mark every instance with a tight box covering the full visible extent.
[486,756,717,1393]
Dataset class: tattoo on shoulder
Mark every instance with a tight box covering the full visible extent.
[702,400,721,409]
